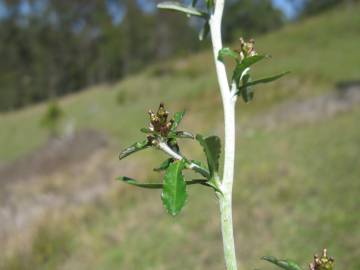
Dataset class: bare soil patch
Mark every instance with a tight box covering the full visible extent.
[0,129,108,185]
[244,84,360,131]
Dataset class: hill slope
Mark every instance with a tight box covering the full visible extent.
[0,4,359,162]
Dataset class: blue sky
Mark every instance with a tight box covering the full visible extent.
[273,0,299,18]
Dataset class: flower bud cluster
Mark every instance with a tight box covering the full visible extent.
[148,103,173,137]
[309,249,334,270]
[239,37,257,61]
[146,103,177,147]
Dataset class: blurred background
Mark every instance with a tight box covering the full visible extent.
[0,0,359,269]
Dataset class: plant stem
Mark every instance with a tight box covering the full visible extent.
[157,141,210,178]
[209,0,238,269]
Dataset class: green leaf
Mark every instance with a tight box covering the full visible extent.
[140,127,153,134]
[203,179,223,194]
[117,176,163,189]
[199,21,210,41]
[175,131,194,139]
[118,176,208,188]
[157,1,208,18]
[161,160,188,216]
[167,138,180,154]
[191,159,206,168]
[205,0,215,10]
[262,256,303,270]
[119,140,149,160]
[154,158,174,172]
[187,179,208,185]
[190,159,210,178]
[240,74,254,103]
[237,72,290,92]
[218,47,239,63]
[170,111,185,132]
[196,134,221,178]
[232,55,266,87]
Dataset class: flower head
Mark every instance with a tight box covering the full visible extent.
[239,37,257,61]
[309,249,334,270]
[148,103,173,137]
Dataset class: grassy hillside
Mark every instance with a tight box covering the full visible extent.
[1,4,360,270]
[0,5,359,162]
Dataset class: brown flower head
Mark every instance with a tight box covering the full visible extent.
[239,37,257,61]
[309,249,334,270]
[148,103,173,137]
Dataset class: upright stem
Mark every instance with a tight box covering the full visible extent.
[209,0,238,269]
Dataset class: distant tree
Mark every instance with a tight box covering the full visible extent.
[41,101,64,137]
[153,10,200,58]
[223,0,284,42]
[0,0,199,112]
[0,0,285,112]
[298,0,358,17]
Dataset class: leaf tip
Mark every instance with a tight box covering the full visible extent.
[261,256,274,261]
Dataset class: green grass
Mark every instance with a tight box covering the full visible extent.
[1,218,74,270]
[4,104,357,270]
[1,4,360,270]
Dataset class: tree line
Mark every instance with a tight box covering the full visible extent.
[0,0,202,111]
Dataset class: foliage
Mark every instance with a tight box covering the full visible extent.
[116,1,339,270]
[262,249,335,270]
[161,160,188,216]
[300,0,358,17]
[218,38,288,102]
[262,256,303,270]
[223,0,284,41]
[118,103,218,215]
[40,101,63,137]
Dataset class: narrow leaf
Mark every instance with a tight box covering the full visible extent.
[203,180,223,194]
[140,127,153,134]
[157,1,208,18]
[240,74,254,103]
[218,47,239,63]
[232,55,266,86]
[191,159,206,168]
[154,158,174,172]
[161,160,188,216]
[118,176,207,188]
[175,131,194,139]
[119,140,149,160]
[238,72,290,92]
[190,160,210,178]
[262,256,303,270]
[199,21,210,41]
[117,176,163,189]
[167,138,180,154]
[187,179,208,185]
[196,134,221,178]
[170,111,185,132]
[205,0,215,10]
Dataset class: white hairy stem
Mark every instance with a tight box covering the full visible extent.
[209,0,238,269]
[157,141,208,174]
[158,141,183,160]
